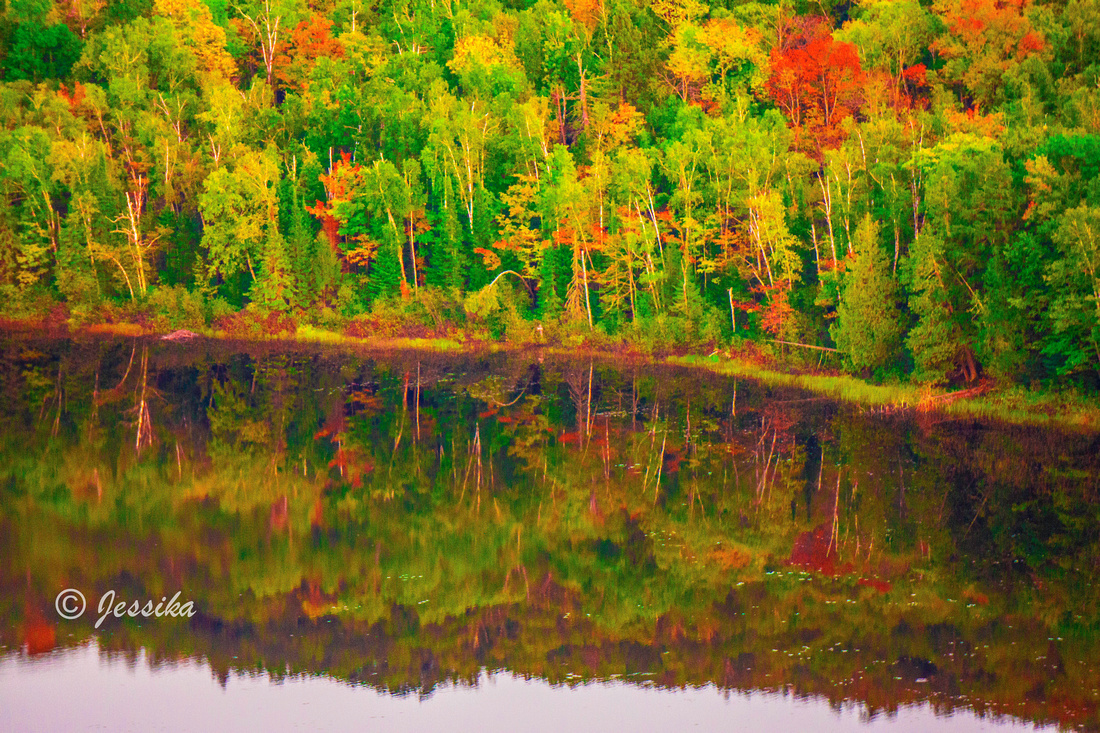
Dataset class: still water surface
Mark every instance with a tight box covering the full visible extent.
[1,641,1051,732]
[0,337,1097,731]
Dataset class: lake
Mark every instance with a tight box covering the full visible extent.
[1,336,1097,731]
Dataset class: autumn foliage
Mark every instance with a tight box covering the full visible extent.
[766,27,863,151]
[0,0,1098,388]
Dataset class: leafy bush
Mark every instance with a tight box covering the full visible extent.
[624,311,723,355]
[144,285,207,331]
[463,279,534,341]
[347,289,463,339]
[0,285,63,325]
[213,305,297,338]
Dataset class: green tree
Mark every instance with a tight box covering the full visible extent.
[198,146,281,298]
[1046,205,1100,380]
[831,215,905,374]
[907,133,1015,383]
[906,231,973,384]
[251,227,297,310]
[2,23,83,81]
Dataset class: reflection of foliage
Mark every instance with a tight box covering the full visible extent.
[208,377,270,450]
[1,340,1099,730]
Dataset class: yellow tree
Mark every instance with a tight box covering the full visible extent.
[702,19,768,96]
[665,23,712,102]
[745,189,801,338]
[154,0,237,81]
[611,147,663,314]
[494,175,544,282]
[198,145,281,287]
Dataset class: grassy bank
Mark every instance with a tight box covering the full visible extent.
[670,354,1100,432]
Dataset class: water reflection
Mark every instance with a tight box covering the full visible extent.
[0,642,1055,733]
[0,336,1098,730]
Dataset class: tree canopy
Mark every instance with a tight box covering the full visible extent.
[1,0,1099,389]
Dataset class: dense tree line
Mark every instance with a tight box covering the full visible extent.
[0,0,1098,388]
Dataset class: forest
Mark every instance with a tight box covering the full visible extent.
[0,0,1099,390]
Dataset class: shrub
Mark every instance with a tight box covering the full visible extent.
[624,310,724,355]
[0,285,64,326]
[213,305,296,338]
[463,279,534,341]
[346,289,462,340]
[144,285,206,331]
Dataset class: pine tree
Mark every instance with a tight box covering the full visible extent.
[831,215,905,374]
[251,228,296,312]
[286,202,315,304]
[906,231,976,383]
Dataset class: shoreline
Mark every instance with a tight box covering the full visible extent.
[4,319,1098,432]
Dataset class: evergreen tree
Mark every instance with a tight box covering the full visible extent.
[906,232,975,384]
[286,200,316,304]
[251,228,297,312]
[831,216,904,375]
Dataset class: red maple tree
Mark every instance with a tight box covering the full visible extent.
[766,27,863,152]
